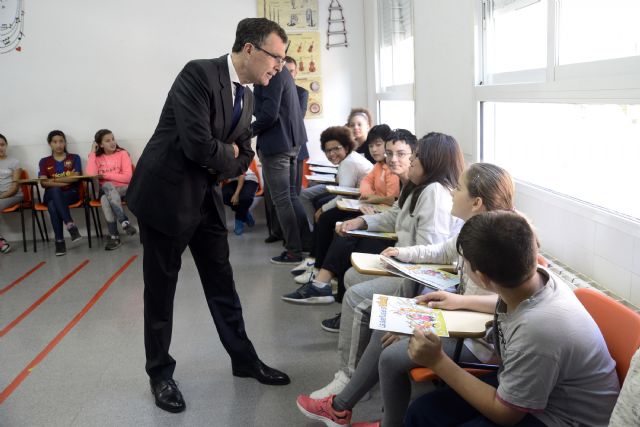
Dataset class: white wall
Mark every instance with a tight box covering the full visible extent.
[0,0,368,240]
[408,0,640,307]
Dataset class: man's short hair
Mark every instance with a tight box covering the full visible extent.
[232,18,288,53]
[456,211,538,288]
[284,56,297,67]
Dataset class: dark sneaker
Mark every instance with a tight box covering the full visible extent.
[68,225,82,242]
[245,212,255,227]
[321,313,341,333]
[281,282,335,304]
[105,236,121,251]
[264,235,282,243]
[55,240,67,256]
[271,251,304,265]
[122,220,137,236]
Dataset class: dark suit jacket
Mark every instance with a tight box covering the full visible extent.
[296,85,310,161]
[128,55,254,237]
[252,67,307,156]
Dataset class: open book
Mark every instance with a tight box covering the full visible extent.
[380,255,460,290]
[370,294,449,336]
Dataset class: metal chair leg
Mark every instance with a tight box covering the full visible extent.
[20,206,27,252]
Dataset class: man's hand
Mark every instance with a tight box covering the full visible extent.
[381,332,402,348]
[232,143,239,159]
[408,328,445,368]
[380,247,399,258]
[414,291,463,310]
[335,217,365,237]
[231,192,240,205]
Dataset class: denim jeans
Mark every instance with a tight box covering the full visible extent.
[100,182,129,236]
[259,148,308,255]
[43,187,79,241]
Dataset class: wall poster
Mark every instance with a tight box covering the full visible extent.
[0,0,25,54]
[257,0,319,31]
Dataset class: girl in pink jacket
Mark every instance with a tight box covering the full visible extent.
[86,129,136,250]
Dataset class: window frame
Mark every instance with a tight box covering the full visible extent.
[476,0,640,223]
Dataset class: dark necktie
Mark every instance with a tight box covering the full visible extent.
[230,82,245,131]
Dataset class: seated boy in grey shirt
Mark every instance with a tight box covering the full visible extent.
[405,211,620,427]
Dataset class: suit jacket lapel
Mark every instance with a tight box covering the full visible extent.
[216,56,233,140]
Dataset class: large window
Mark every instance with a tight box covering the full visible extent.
[375,0,415,132]
[479,0,640,221]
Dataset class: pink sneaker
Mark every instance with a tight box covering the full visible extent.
[296,394,351,427]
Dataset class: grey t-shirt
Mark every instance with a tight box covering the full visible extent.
[0,157,20,194]
[493,268,620,426]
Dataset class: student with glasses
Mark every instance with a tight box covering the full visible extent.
[299,126,373,236]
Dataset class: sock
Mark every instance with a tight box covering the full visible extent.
[312,280,330,290]
[66,222,76,229]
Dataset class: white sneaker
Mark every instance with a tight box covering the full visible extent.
[330,278,338,295]
[291,257,315,276]
[295,268,318,284]
[309,370,350,399]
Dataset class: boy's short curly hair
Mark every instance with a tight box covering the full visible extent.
[320,126,356,154]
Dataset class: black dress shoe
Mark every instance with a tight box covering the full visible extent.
[232,360,290,385]
[264,235,282,243]
[150,378,186,413]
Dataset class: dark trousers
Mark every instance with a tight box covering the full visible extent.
[322,235,388,302]
[221,180,258,222]
[313,207,358,266]
[405,372,546,427]
[140,190,258,381]
[295,159,304,195]
[259,149,309,255]
[43,187,79,241]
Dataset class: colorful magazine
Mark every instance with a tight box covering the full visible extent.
[380,255,460,290]
[370,294,449,336]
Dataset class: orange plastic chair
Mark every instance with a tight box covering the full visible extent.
[248,158,264,196]
[1,170,46,252]
[574,287,640,383]
[33,179,93,251]
[301,158,311,189]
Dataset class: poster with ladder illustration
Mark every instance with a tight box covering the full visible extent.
[326,0,347,49]
[257,0,319,31]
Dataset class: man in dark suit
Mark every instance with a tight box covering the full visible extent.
[263,56,310,243]
[127,18,290,414]
[253,55,309,264]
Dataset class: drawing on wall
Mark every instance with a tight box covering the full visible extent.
[286,32,322,118]
[0,0,24,54]
[258,0,319,31]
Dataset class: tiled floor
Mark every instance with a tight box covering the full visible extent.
[0,208,384,426]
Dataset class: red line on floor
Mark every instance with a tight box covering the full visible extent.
[0,255,137,405]
[0,260,90,338]
[0,262,47,296]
